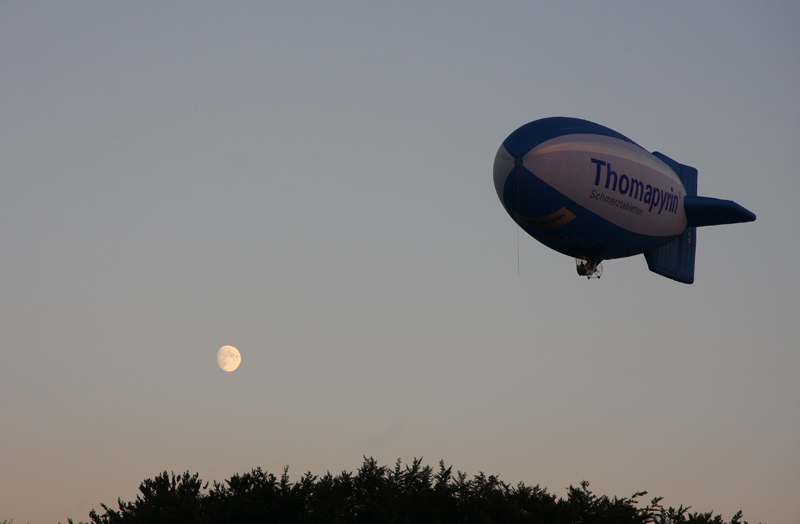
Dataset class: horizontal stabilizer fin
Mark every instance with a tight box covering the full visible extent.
[644,227,696,284]
[684,196,756,227]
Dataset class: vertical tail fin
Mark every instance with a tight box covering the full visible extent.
[645,152,698,284]
[644,227,696,284]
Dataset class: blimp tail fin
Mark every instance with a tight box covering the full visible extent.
[684,196,756,227]
[652,151,757,227]
[644,228,697,284]
[644,152,698,283]
[646,152,755,283]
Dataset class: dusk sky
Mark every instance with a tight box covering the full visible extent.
[1,3,798,523]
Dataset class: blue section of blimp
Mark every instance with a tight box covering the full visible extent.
[501,117,640,158]
[500,117,678,260]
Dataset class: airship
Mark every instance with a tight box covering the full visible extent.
[493,117,755,283]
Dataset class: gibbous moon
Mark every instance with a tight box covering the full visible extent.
[217,345,241,372]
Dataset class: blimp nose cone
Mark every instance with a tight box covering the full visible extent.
[493,145,516,206]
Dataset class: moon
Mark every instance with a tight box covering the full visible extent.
[217,345,241,372]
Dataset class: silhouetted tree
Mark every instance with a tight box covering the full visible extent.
[69,457,760,524]
[88,471,207,524]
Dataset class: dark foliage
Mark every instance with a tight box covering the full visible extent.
[65,457,759,524]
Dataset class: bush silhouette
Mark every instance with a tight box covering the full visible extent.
[66,457,758,524]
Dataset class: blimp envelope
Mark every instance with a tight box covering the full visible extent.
[494,117,756,283]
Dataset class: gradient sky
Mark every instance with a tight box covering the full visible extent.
[1,3,798,523]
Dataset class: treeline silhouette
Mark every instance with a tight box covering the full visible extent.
[55,457,755,524]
